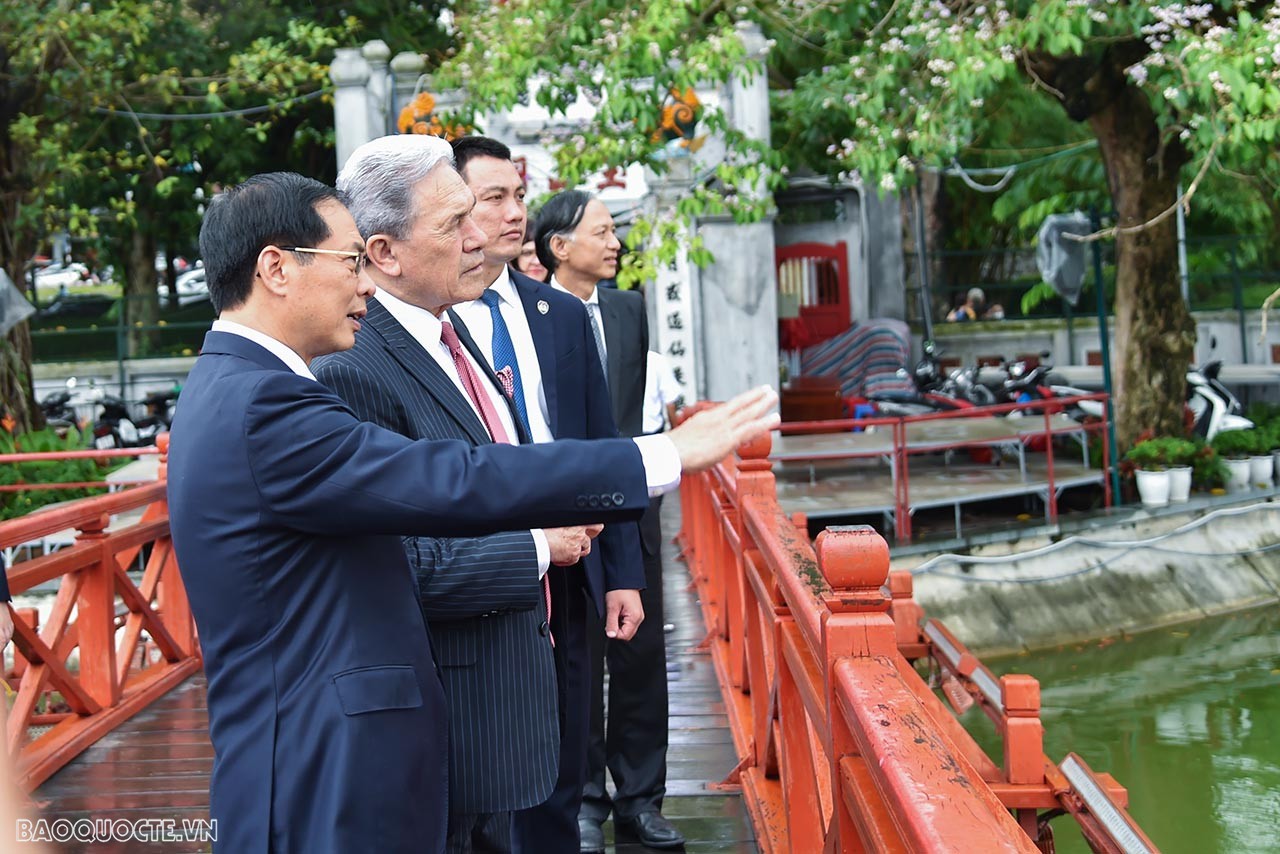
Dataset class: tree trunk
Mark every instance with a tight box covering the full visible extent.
[125,228,160,358]
[1,321,38,431]
[1088,89,1195,448]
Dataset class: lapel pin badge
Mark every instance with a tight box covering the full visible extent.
[537,300,549,315]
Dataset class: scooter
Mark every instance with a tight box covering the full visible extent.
[868,342,992,417]
[135,386,179,443]
[1187,361,1252,439]
[89,387,141,450]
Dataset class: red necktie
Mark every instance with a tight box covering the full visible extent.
[440,320,553,642]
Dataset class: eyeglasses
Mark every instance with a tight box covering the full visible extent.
[278,246,368,275]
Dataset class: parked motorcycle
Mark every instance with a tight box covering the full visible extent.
[135,386,179,443]
[868,342,994,417]
[1187,360,1252,439]
[89,387,141,450]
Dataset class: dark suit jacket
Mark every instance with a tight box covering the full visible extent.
[596,286,662,555]
[474,271,645,612]
[597,287,649,440]
[166,331,649,854]
[313,299,559,816]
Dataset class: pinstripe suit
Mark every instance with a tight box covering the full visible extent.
[313,298,559,834]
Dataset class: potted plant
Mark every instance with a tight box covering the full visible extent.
[1190,437,1229,494]
[1124,439,1171,507]
[1154,436,1198,502]
[1210,429,1258,492]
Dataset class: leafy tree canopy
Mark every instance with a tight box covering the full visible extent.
[443,0,1280,444]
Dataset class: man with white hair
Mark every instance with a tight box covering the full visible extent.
[315,134,602,853]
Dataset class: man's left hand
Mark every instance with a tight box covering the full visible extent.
[604,589,644,641]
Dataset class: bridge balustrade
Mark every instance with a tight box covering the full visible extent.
[0,435,200,790]
[677,409,1157,853]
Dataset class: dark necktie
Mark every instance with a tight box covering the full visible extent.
[480,289,531,437]
[587,302,609,385]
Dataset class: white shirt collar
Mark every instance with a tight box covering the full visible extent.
[549,274,598,306]
[373,287,446,350]
[211,319,316,380]
[488,266,518,307]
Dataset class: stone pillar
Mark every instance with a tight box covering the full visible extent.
[695,22,778,399]
[862,189,907,320]
[647,157,701,404]
[390,51,426,119]
[362,40,392,137]
[331,47,374,172]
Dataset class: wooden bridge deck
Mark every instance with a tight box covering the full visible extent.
[33,495,756,853]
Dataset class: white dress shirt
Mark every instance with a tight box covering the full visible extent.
[643,351,684,434]
[452,267,554,444]
[372,289,551,575]
[550,274,607,361]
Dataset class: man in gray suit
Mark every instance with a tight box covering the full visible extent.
[314,136,601,853]
[536,192,684,850]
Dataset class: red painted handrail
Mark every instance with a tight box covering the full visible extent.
[676,411,1158,853]
[1,435,200,791]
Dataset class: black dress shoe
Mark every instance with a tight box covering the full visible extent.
[578,816,605,853]
[615,810,685,849]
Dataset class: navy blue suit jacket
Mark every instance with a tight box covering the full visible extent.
[166,331,648,854]
[452,271,646,613]
[314,299,559,816]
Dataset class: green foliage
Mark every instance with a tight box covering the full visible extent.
[0,427,109,520]
[1189,436,1229,489]
[1124,436,1198,471]
[1210,427,1265,459]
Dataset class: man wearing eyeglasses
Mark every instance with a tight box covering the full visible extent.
[167,167,782,854]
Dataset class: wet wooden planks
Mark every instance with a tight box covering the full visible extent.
[32,492,756,853]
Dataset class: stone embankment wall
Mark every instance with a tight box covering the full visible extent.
[892,498,1280,657]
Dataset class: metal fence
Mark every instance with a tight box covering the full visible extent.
[905,234,1279,326]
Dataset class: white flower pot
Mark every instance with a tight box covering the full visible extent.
[1167,466,1192,503]
[1273,450,1280,483]
[1136,469,1170,507]
[1225,458,1252,492]
[1250,455,1274,488]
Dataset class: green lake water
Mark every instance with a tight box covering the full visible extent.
[967,605,1280,854]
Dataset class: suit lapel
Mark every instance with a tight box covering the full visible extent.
[512,273,559,437]
[598,288,625,399]
[447,309,531,444]
[364,299,492,446]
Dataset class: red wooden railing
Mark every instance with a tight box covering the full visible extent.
[678,418,1159,853]
[0,436,200,791]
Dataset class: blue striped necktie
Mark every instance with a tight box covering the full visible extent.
[480,289,531,437]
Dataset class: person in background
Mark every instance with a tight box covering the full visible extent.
[535,190,684,852]
[643,351,684,435]
[513,224,549,283]
[947,287,1003,322]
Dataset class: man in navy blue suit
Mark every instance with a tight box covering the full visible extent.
[449,136,645,853]
[315,134,605,853]
[166,170,779,853]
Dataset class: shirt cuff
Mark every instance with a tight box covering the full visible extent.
[531,529,550,579]
[632,434,682,497]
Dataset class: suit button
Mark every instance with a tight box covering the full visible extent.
[600,494,614,508]
[575,496,588,509]
[612,492,625,506]
[588,495,600,509]
[538,621,550,637]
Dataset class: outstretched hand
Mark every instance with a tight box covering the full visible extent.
[667,386,779,473]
